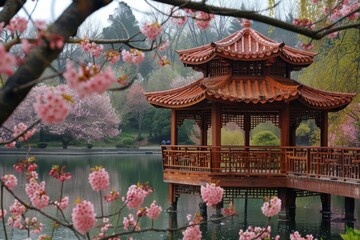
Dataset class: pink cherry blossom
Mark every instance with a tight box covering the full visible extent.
[25,179,49,209]
[170,14,187,26]
[21,39,34,54]
[49,165,72,182]
[4,141,16,148]
[145,200,162,220]
[13,122,36,142]
[157,41,170,51]
[88,166,110,192]
[261,196,281,218]
[54,196,69,210]
[141,22,162,40]
[63,62,117,97]
[0,45,17,76]
[34,87,71,124]
[1,174,18,190]
[290,231,314,240]
[195,11,214,30]
[182,223,202,240]
[125,184,146,209]
[6,16,28,33]
[200,183,223,207]
[71,200,96,234]
[105,49,120,63]
[122,49,145,65]
[158,55,171,67]
[9,199,26,217]
[80,37,104,58]
[0,209,7,219]
[239,226,272,240]
[123,213,137,230]
[45,33,64,50]
[7,215,23,229]
[35,20,47,31]
[103,190,120,203]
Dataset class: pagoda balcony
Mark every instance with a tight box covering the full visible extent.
[162,145,360,182]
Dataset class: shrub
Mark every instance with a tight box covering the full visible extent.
[251,130,280,146]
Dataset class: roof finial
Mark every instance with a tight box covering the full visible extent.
[243,19,251,28]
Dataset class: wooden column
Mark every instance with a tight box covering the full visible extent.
[200,116,208,146]
[211,103,221,171]
[289,124,297,146]
[171,109,178,145]
[281,103,290,173]
[321,111,328,147]
[344,197,355,221]
[281,103,290,146]
[244,114,251,147]
[320,193,331,219]
[168,183,178,210]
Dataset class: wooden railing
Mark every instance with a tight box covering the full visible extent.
[162,145,360,180]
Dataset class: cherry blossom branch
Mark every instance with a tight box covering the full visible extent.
[0,119,40,145]
[0,180,83,237]
[13,73,63,92]
[0,0,112,126]
[152,0,360,40]
[101,215,234,240]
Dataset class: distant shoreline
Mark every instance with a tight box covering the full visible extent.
[0,146,161,155]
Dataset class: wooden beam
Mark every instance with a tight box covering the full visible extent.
[211,103,221,170]
[171,109,178,145]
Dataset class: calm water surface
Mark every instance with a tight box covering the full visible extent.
[0,153,359,239]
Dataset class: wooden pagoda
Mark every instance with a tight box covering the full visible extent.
[145,20,359,219]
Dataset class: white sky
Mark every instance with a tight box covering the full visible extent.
[19,0,149,28]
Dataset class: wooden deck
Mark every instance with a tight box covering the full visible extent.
[162,145,360,199]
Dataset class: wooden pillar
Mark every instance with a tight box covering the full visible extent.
[200,116,208,146]
[199,201,207,220]
[278,188,296,221]
[211,103,221,171]
[168,183,178,211]
[321,111,328,147]
[289,124,297,146]
[320,193,331,219]
[344,197,355,221]
[281,103,290,146]
[171,110,178,145]
[281,103,290,173]
[244,114,251,147]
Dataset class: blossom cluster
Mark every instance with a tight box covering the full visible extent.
[200,183,223,206]
[170,9,214,30]
[71,200,96,234]
[141,22,162,40]
[122,49,145,65]
[63,62,117,97]
[49,165,72,182]
[239,226,276,240]
[13,122,36,142]
[124,184,148,209]
[34,87,71,124]
[103,190,120,203]
[25,178,50,209]
[88,166,110,192]
[290,231,315,240]
[145,200,162,220]
[261,196,282,217]
[1,174,18,190]
[123,213,139,231]
[80,37,104,58]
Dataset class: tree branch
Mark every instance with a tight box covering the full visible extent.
[152,0,360,40]
[0,0,26,24]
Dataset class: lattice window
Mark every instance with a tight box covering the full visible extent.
[208,61,230,77]
[222,188,278,203]
[174,184,200,198]
[232,61,264,76]
[251,113,280,129]
[268,60,287,77]
[222,113,244,128]
[177,110,211,129]
[290,110,322,128]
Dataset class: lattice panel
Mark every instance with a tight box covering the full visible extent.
[222,113,244,128]
[208,61,230,77]
[177,110,211,129]
[290,110,322,128]
[251,113,280,129]
[174,184,200,198]
[223,188,278,203]
[232,61,264,76]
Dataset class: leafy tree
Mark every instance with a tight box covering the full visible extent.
[251,130,280,146]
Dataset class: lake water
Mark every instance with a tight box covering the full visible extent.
[0,153,359,239]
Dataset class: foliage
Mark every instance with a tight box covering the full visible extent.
[221,127,245,146]
[251,130,280,146]
[340,227,360,240]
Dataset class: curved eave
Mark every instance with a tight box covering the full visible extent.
[297,84,355,111]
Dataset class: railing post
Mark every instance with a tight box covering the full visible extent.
[306,148,310,175]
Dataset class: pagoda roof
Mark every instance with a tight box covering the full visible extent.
[145,75,355,111]
[177,21,316,66]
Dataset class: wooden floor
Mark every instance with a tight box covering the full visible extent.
[162,145,360,199]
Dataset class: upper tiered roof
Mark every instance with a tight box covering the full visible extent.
[177,20,316,66]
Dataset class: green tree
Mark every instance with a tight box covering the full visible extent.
[251,130,280,146]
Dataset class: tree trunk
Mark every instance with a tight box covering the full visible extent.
[61,137,72,149]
